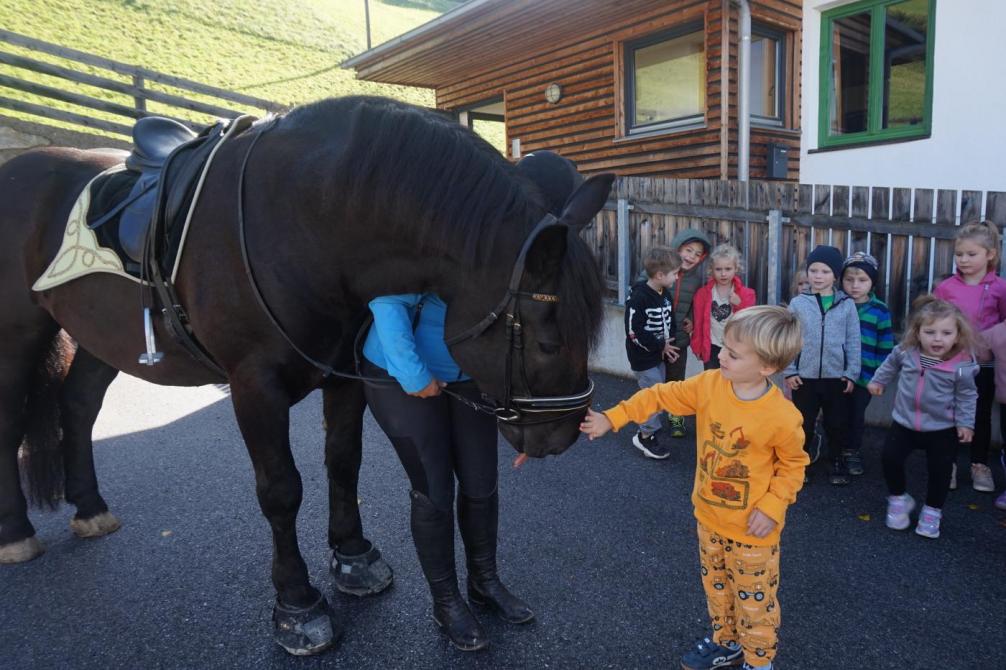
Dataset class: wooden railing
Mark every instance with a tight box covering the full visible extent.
[587,177,1006,330]
[0,29,285,136]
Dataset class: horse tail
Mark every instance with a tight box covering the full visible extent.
[19,330,74,509]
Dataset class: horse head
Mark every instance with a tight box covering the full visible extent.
[446,161,614,458]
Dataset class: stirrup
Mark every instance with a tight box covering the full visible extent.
[138,307,164,366]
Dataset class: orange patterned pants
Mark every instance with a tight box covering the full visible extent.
[697,522,781,667]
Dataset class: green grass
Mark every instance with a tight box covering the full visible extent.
[0,0,461,135]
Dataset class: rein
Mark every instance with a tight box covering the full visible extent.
[236,121,593,427]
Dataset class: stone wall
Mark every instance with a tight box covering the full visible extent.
[0,115,128,166]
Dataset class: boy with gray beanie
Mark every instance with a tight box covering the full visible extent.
[784,245,861,485]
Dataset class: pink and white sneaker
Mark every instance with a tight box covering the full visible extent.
[885,493,915,530]
[915,505,942,539]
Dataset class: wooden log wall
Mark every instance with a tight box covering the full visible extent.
[584,177,1006,332]
[436,0,801,179]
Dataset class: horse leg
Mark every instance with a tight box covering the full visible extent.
[0,323,63,564]
[322,379,393,596]
[60,347,122,539]
[230,376,339,656]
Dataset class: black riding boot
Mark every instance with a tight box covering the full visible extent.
[409,490,488,651]
[458,491,535,624]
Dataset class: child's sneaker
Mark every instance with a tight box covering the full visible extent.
[632,431,670,460]
[668,415,687,438]
[949,463,957,490]
[843,449,864,476]
[995,490,1006,510]
[971,463,994,492]
[915,505,942,539]
[680,637,743,669]
[885,493,915,530]
[828,458,850,486]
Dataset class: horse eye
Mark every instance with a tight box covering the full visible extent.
[538,342,561,355]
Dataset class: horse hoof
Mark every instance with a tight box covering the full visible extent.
[70,511,122,538]
[0,536,45,564]
[331,544,394,596]
[272,595,341,656]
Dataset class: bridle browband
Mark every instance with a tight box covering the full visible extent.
[236,121,594,427]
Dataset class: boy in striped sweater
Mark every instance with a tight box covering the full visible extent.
[841,252,895,475]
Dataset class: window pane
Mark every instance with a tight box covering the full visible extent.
[829,12,871,135]
[633,31,705,127]
[883,0,929,128]
[751,34,780,118]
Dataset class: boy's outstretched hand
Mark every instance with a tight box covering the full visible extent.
[580,409,613,440]
[747,509,777,538]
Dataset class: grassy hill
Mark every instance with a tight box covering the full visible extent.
[0,0,462,132]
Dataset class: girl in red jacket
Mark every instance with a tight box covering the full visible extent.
[692,243,757,369]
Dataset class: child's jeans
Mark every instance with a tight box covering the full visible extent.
[883,422,956,508]
[633,363,665,435]
[697,522,780,667]
[844,384,873,453]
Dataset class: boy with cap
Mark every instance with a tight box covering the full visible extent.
[784,245,861,485]
[665,228,713,438]
[840,252,894,475]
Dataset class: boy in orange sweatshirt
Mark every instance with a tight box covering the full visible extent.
[581,306,807,670]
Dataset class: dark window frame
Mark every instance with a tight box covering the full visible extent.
[624,21,706,136]
[750,23,786,128]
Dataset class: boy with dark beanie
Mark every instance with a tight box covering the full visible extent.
[840,252,894,475]
[784,245,861,485]
[665,228,712,438]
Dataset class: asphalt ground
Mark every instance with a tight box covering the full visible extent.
[2,372,1003,669]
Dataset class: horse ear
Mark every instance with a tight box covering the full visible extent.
[556,173,615,231]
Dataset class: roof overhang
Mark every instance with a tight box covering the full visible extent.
[342,0,655,89]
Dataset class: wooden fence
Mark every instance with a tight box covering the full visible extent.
[586,177,1006,331]
[0,30,285,136]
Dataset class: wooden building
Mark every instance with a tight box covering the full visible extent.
[344,0,802,179]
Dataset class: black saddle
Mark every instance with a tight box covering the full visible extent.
[125,117,198,172]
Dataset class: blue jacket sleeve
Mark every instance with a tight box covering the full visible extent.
[369,295,433,394]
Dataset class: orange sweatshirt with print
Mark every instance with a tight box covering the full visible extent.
[604,370,808,546]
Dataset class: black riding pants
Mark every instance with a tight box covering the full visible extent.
[362,361,499,512]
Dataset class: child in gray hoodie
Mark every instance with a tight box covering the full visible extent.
[869,296,978,539]
[784,246,861,485]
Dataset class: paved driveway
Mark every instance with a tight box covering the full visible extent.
[2,373,1002,669]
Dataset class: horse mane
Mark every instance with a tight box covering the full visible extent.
[284,96,529,266]
[282,96,604,352]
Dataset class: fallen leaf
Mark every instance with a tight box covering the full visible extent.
[857,513,871,522]
[968,503,979,511]
[161,530,173,537]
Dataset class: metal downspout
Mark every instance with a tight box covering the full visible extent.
[738,0,751,188]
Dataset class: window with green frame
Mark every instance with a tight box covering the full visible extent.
[818,0,935,148]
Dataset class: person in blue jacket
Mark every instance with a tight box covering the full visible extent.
[361,293,534,652]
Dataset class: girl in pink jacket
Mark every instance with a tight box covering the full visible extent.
[979,321,1006,510]
[933,220,1006,492]
[691,244,756,369]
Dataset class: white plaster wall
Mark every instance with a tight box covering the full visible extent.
[800,0,1006,192]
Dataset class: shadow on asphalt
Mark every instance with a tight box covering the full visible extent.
[2,373,1003,669]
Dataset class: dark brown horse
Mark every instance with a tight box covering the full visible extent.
[0,96,612,654]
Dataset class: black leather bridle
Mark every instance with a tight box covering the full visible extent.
[237,121,594,427]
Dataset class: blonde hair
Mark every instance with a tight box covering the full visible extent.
[723,305,802,371]
[643,246,682,277]
[708,243,744,276]
[902,295,978,359]
[956,220,1001,271]
[790,269,809,296]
